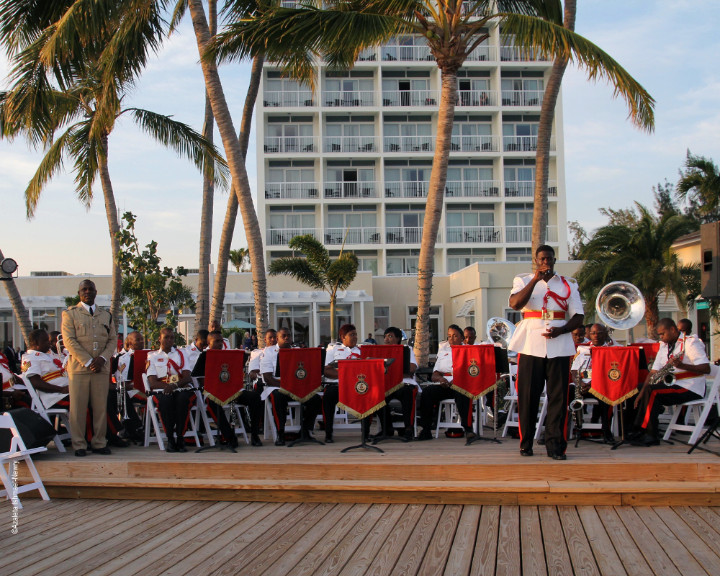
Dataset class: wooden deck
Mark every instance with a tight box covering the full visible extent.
[13,428,720,506]
[3,498,720,575]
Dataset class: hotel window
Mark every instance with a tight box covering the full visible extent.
[386,205,425,244]
[275,304,311,347]
[318,303,352,347]
[384,120,433,152]
[384,165,431,198]
[326,207,378,245]
[504,165,535,197]
[446,208,494,243]
[386,250,420,275]
[505,203,533,244]
[447,249,496,273]
[446,166,495,197]
[507,248,532,262]
[503,121,539,151]
[374,306,390,334]
[265,120,314,153]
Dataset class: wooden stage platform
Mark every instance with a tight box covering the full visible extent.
[16,429,720,506]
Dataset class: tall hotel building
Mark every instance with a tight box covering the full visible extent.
[256,22,568,278]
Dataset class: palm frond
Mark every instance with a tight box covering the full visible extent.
[67,119,100,207]
[23,126,74,217]
[269,257,326,290]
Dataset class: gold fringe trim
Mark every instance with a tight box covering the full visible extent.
[204,389,244,407]
[278,386,322,403]
[385,382,404,396]
[451,382,498,401]
[588,387,638,407]
[337,400,386,420]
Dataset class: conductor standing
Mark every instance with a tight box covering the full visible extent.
[62,279,117,456]
[508,245,584,459]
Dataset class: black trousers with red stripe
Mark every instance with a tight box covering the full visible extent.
[208,389,262,442]
[382,385,418,432]
[418,384,472,432]
[271,390,322,435]
[517,354,570,455]
[633,383,702,437]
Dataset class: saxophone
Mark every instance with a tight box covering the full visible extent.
[569,356,589,431]
[648,332,685,387]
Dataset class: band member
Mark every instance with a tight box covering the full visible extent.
[146,328,194,453]
[375,327,418,441]
[322,324,362,443]
[262,327,322,445]
[248,329,278,394]
[677,318,695,338]
[508,245,584,459]
[110,331,145,443]
[209,321,231,349]
[61,279,117,457]
[192,331,263,447]
[464,326,477,346]
[571,326,588,348]
[631,318,710,446]
[416,324,475,441]
[570,323,616,444]
[21,329,70,409]
[184,330,209,371]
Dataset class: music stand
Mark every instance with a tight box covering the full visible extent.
[278,347,324,447]
[688,415,720,456]
[338,358,387,453]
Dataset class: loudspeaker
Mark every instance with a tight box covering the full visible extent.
[0,408,58,452]
[701,222,720,299]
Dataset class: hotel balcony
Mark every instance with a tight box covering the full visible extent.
[500,45,550,62]
[384,136,434,153]
[456,90,496,107]
[323,136,378,154]
[384,182,428,199]
[381,44,432,62]
[265,183,319,200]
[503,136,556,152]
[263,137,317,153]
[450,135,498,152]
[506,226,558,244]
[263,91,314,107]
[386,226,424,244]
[501,90,544,107]
[323,91,375,107]
[445,180,500,198]
[504,181,558,198]
[268,228,318,246]
[356,48,378,62]
[323,181,380,199]
[382,90,439,107]
[324,228,382,245]
[446,226,502,244]
[465,45,497,62]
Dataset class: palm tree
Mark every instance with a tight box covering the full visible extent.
[677,150,720,223]
[217,0,655,366]
[0,0,227,323]
[0,247,32,345]
[228,247,250,272]
[269,234,359,343]
[576,203,697,339]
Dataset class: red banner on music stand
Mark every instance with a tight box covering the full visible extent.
[278,347,323,402]
[450,345,497,400]
[204,349,246,405]
[360,344,404,395]
[338,358,386,419]
[589,347,640,406]
[132,349,150,393]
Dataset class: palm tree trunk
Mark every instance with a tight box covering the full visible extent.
[98,134,122,322]
[0,247,32,345]
[210,55,264,331]
[188,1,268,344]
[195,0,218,332]
[645,295,660,341]
[531,0,576,264]
[414,69,457,367]
[329,294,336,343]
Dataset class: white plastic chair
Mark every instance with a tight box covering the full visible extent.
[502,367,546,441]
[663,366,720,445]
[142,374,202,450]
[1,412,50,509]
[20,376,70,452]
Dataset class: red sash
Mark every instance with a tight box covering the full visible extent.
[204,349,245,405]
[360,344,405,395]
[1,354,11,390]
[278,347,323,402]
[132,349,150,392]
[338,358,386,419]
[589,347,640,406]
[450,345,498,400]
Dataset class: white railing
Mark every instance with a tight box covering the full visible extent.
[505,226,558,243]
[356,48,378,62]
[263,136,316,153]
[324,228,382,245]
[323,136,378,153]
[263,91,314,107]
[323,182,380,198]
[386,226,424,244]
[500,45,550,62]
[323,91,375,107]
[446,226,502,243]
[456,90,496,107]
[265,182,320,199]
[466,45,497,62]
[500,90,544,107]
[384,136,434,153]
[381,44,432,62]
[450,135,498,152]
[382,90,439,107]
[267,228,317,246]
[503,136,556,152]
[445,180,500,198]
[384,181,428,198]
[504,180,558,198]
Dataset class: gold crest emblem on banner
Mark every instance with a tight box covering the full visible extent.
[608,361,621,382]
[468,358,480,377]
[295,361,307,380]
[355,373,368,395]
[219,363,230,383]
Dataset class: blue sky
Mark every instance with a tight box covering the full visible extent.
[1,0,719,275]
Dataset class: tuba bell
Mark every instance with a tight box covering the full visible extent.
[595,281,645,331]
[486,317,516,349]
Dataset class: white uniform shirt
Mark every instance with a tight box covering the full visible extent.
[571,342,617,384]
[115,349,135,383]
[183,342,202,372]
[432,345,456,383]
[146,348,188,382]
[403,347,418,386]
[259,345,280,380]
[21,350,69,408]
[324,345,361,383]
[652,335,709,397]
[507,273,584,358]
[248,347,265,374]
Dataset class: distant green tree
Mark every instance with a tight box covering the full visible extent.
[228,247,250,272]
[64,295,81,308]
[269,234,358,343]
[677,150,720,223]
[116,212,195,346]
[567,220,588,260]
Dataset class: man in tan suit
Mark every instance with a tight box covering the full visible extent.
[61,279,117,456]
